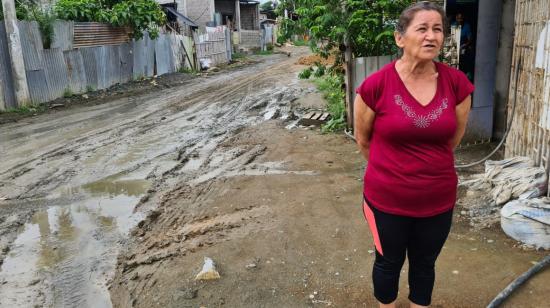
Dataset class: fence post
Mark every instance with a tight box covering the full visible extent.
[1,0,30,107]
[0,75,4,110]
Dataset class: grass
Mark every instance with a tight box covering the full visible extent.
[63,88,74,98]
[178,67,199,75]
[254,50,273,56]
[232,52,247,60]
[293,39,308,46]
[313,73,346,133]
[0,104,47,115]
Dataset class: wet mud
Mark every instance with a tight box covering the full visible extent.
[1,47,549,308]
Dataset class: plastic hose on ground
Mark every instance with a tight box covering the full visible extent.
[486,255,550,308]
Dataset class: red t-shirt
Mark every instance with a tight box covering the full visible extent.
[356,61,474,217]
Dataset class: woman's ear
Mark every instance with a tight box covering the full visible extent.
[394,31,405,48]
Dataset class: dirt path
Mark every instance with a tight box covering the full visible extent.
[1,46,549,307]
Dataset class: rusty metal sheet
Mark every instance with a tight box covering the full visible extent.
[63,49,88,93]
[73,22,131,48]
[43,48,70,100]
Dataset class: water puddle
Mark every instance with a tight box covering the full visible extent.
[0,177,149,307]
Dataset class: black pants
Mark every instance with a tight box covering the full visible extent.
[362,198,453,306]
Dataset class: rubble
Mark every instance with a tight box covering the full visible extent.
[195,257,221,281]
[459,157,548,229]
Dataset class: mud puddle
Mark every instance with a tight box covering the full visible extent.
[0,176,149,307]
[0,49,316,307]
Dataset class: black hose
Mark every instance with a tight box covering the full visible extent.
[455,57,522,169]
[487,255,550,308]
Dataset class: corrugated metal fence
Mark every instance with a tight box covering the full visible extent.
[350,56,394,105]
[345,55,394,129]
[0,23,17,110]
[505,0,550,195]
[73,22,131,48]
[3,20,195,106]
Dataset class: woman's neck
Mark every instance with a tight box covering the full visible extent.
[397,56,436,77]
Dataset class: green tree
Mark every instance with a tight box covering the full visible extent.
[54,0,166,39]
[277,0,413,59]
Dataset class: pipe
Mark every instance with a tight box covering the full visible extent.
[486,255,550,308]
[455,57,522,169]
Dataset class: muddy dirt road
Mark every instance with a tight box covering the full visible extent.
[1,47,549,308]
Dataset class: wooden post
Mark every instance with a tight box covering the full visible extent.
[2,0,30,107]
[344,44,353,130]
[256,3,260,30]
[0,75,5,111]
[342,2,354,130]
[235,0,241,33]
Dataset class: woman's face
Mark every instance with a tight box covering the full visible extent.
[395,10,444,61]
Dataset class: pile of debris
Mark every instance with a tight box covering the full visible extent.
[459,157,549,248]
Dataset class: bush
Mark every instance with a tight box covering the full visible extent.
[55,0,166,39]
[293,39,308,46]
[314,73,346,132]
[0,1,55,48]
[313,64,326,78]
[298,67,313,79]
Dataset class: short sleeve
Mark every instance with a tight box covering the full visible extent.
[355,72,383,112]
[453,70,475,105]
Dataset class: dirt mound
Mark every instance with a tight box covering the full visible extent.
[296,54,336,66]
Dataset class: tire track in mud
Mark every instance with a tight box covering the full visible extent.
[0,49,317,307]
[0,54,304,201]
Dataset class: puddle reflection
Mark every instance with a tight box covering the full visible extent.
[0,177,149,308]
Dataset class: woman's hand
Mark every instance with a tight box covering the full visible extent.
[451,95,472,150]
[354,95,376,161]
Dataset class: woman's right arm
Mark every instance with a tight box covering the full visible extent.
[354,94,376,161]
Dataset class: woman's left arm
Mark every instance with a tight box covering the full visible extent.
[451,95,472,150]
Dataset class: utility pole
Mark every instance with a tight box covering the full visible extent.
[2,0,31,107]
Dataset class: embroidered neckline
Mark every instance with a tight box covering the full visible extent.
[394,95,448,128]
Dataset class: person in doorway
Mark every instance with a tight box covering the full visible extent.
[354,2,474,307]
[453,13,473,50]
[452,12,474,80]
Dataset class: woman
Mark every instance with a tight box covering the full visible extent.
[354,2,474,307]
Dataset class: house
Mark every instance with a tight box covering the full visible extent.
[348,0,549,194]
[426,1,550,187]
[185,0,261,50]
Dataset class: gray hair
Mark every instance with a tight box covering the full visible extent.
[396,1,447,35]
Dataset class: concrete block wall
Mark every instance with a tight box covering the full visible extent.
[186,0,215,27]
[240,4,258,30]
[239,30,260,48]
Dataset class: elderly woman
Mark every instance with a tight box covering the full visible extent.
[354,2,474,308]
